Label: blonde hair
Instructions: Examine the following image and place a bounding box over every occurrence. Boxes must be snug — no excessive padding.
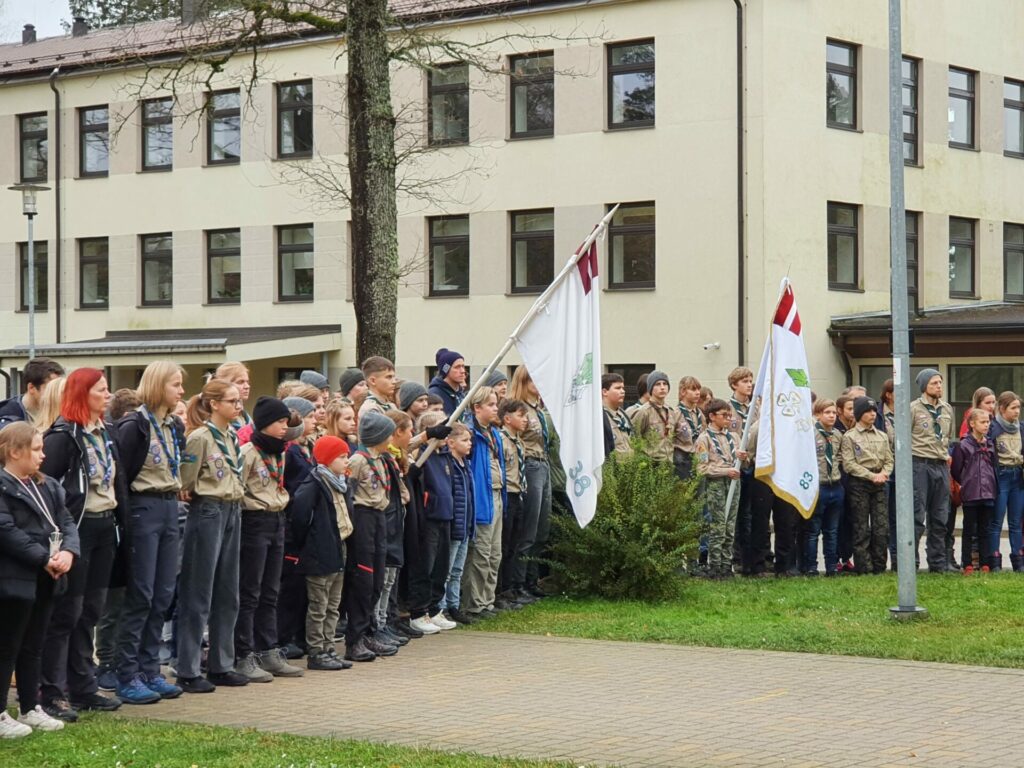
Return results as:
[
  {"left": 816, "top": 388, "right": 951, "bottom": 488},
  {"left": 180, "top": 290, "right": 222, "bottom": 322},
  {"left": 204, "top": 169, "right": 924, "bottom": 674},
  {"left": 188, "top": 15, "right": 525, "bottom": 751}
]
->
[
  {"left": 468, "top": 385, "right": 496, "bottom": 409},
  {"left": 0, "top": 422, "right": 43, "bottom": 482},
  {"left": 185, "top": 379, "right": 239, "bottom": 434},
  {"left": 293, "top": 384, "right": 322, "bottom": 403},
  {"left": 813, "top": 398, "right": 836, "bottom": 416},
  {"left": 418, "top": 411, "right": 447, "bottom": 430},
  {"left": 215, "top": 361, "right": 249, "bottom": 384},
  {"left": 137, "top": 361, "right": 186, "bottom": 413},
  {"left": 448, "top": 422, "right": 471, "bottom": 440},
  {"left": 35, "top": 375, "right": 66, "bottom": 433},
  {"left": 324, "top": 399, "right": 356, "bottom": 439},
  {"left": 276, "top": 379, "right": 303, "bottom": 399},
  {"left": 967, "top": 407, "right": 992, "bottom": 427},
  {"left": 509, "top": 366, "right": 534, "bottom": 402}
]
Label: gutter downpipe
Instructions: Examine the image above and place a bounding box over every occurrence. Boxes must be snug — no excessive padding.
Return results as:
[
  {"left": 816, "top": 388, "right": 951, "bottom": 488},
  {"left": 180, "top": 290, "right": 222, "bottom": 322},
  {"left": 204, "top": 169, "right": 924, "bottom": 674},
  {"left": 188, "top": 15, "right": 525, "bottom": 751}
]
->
[
  {"left": 49, "top": 67, "right": 62, "bottom": 344},
  {"left": 733, "top": 0, "right": 745, "bottom": 365}
]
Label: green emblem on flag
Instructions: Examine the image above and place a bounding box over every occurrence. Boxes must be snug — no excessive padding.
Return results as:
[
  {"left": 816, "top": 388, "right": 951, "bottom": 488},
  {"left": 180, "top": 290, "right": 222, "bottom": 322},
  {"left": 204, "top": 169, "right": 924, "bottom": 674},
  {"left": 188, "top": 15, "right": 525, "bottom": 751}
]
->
[
  {"left": 786, "top": 368, "right": 810, "bottom": 388},
  {"left": 565, "top": 353, "right": 594, "bottom": 405}
]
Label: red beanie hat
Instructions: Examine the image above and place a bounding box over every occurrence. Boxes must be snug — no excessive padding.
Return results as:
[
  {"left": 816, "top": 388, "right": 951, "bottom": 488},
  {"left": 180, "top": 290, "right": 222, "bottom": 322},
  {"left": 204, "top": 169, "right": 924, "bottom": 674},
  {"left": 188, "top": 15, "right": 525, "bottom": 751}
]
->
[{"left": 313, "top": 435, "right": 350, "bottom": 466}]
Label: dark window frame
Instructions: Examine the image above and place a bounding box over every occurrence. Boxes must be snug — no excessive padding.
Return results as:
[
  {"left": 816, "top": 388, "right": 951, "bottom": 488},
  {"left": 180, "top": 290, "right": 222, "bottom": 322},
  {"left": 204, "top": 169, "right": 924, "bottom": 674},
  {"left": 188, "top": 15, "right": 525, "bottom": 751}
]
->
[
  {"left": 948, "top": 67, "right": 976, "bottom": 150},
  {"left": 428, "top": 63, "right": 470, "bottom": 147},
  {"left": 141, "top": 97, "right": 173, "bottom": 172},
  {"left": 1004, "top": 78, "right": 1024, "bottom": 158},
  {"left": 509, "top": 208, "right": 555, "bottom": 294},
  {"left": 19, "top": 112, "right": 47, "bottom": 183},
  {"left": 509, "top": 52, "right": 555, "bottom": 139},
  {"left": 277, "top": 223, "right": 315, "bottom": 302},
  {"left": 605, "top": 363, "right": 656, "bottom": 406},
  {"left": 206, "top": 89, "right": 241, "bottom": 166},
  {"left": 906, "top": 211, "right": 921, "bottom": 314},
  {"left": 78, "top": 237, "right": 109, "bottom": 309},
  {"left": 206, "top": 228, "right": 242, "bottom": 304},
  {"left": 607, "top": 39, "right": 656, "bottom": 130},
  {"left": 1004, "top": 222, "right": 1024, "bottom": 302},
  {"left": 949, "top": 216, "right": 977, "bottom": 298},
  {"left": 607, "top": 201, "right": 656, "bottom": 290},
  {"left": 277, "top": 80, "right": 314, "bottom": 159},
  {"left": 826, "top": 39, "right": 858, "bottom": 130},
  {"left": 902, "top": 57, "right": 919, "bottom": 165},
  {"left": 428, "top": 215, "right": 470, "bottom": 297},
  {"left": 827, "top": 202, "right": 860, "bottom": 291},
  {"left": 17, "top": 241, "right": 48, "bottom": 312},
  {"left": 78, "top": 105, "right": 109, "bottom": 178},
  {"left": 140, "top": 233, "right": 173, "bottom": 307}
]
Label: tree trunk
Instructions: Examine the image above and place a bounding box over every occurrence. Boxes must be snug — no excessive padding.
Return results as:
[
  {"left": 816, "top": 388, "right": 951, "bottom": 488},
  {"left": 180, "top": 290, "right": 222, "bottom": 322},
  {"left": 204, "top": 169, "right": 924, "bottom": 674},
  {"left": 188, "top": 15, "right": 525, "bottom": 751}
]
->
[{"left": 347, "top": 0, "right": 400, "bottom": 363}]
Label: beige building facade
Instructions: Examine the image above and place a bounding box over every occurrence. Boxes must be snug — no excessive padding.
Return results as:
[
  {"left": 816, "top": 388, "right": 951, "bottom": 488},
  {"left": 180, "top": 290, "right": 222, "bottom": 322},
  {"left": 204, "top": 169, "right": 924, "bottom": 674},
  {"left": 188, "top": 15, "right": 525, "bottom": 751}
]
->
[{"left": 1, "top": 0, "right": 1024, "bottom": 417}]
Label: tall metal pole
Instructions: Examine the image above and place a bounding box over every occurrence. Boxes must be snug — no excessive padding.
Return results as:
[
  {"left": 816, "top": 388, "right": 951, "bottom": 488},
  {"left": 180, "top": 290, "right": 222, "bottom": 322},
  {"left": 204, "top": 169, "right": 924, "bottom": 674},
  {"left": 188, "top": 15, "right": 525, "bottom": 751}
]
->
[
  {"left": 27, "top": 212, "right": 36, "bottom": 360},
  {"left": 887, "top": 0, "right": 926, "bottom": 619}
]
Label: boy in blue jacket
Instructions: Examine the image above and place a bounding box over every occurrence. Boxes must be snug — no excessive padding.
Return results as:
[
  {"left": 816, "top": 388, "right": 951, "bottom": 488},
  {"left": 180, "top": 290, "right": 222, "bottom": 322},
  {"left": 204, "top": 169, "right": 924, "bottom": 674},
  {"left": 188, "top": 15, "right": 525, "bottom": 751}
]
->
[{"left": 437, "top": 423, "right": 475, "bottom": 624}]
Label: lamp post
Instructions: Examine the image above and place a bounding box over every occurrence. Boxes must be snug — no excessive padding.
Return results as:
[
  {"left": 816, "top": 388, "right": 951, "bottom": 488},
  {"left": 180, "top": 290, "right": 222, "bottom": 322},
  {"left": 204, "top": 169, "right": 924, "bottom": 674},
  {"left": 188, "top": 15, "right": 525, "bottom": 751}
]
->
[{"left": 8, "top": 183, "right": 50, "bottom": 360}]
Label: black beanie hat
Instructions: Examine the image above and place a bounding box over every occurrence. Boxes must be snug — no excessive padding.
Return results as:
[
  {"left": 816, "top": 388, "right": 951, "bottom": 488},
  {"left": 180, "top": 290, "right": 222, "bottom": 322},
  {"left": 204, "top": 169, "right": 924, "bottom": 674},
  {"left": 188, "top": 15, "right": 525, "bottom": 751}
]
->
[
  {"left": 253, "top": 396, "right": 291, "bottom": 431},
  {"left": 853, "top": 396, "right": 876, "bottom": 424}
]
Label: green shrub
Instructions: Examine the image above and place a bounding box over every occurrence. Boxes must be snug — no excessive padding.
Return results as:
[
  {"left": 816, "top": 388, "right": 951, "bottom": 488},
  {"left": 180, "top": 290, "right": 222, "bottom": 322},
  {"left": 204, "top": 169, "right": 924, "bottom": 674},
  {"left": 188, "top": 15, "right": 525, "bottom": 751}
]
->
[{"left": 546, "top": 446, "right": 704, "bottom": 601}]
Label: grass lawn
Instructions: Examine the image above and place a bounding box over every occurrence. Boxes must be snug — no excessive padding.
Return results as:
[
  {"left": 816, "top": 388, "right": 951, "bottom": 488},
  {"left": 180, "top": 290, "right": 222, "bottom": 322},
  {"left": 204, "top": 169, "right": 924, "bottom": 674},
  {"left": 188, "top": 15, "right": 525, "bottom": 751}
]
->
[
  {"left": 0, "top": 714, "right": 582, "bottom": 768},
  {"left": 475, "top": 572, "right": 1024, "bottom": 668}
]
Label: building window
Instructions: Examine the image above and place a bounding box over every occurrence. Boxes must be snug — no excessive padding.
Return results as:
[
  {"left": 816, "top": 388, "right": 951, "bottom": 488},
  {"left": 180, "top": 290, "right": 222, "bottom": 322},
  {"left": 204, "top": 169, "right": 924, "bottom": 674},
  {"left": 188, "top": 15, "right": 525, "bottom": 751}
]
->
[
  {"left": 141, "top": 98, "right": 173, "bottom": 171},
  {"left": 141, "top": 233, "right": 173, "bottom": 306},
  {"left": 948, "top": 68, "right": 975, "bottom": 149},
  {"left": 608, "top": 202, "right": 655, "bottom": 289},
  {"left": 859, "top": 363, "right": 939, "bottom": 405},
  {"left": 902, "top": 58, "right": 919, "bottom": 164},
  {"left": 949, "top": 217, "right": 976, "bottom": 298},
  {"left": 19, "top": 113, "right": 47, "bottom": 182},
  {"left": 207, "top": 90, "right": 241, "bottom": 164},
  {"left": 1005, "top": 223, "right": 1024, "bottom": 301},
  {"left": 510, "top": 209, "right": 554, "bottom": 294},
  {"left": 827, "top": 202, "right": 859, "bottom": 290},
  {"left": 607, "top": 40, "right": 655, "bottom": 129},
  {"left": 428, "top": 64, "right": 469, "bottom": 146},
  {"left": 951, "top": 365, "right": 1024, "bottom": 425},
  {"left": 278, "top": 224, "right": 315, "bottom": 302},
  {"left": 510, "top": 52, "right": 554, "bottom": 138},
  {"left": 1004, "top": 79, "right": 1024, "bottom": 157},
  {"left": 906, "top": 211, "right": 920, "bottom": 314},
  {"left": 277, "top": 81, "right": 313, "bottom": 158},
  {"left": 428, "top": 216, "right": 470, "bottom": 296},
  {"left": 605, "top": 363, "right": 656, "bottom": 407},
  {"left": 207, "top": 229, "right": 241, "bottom": 303},
  {"left": 79, "top": 106, "right": 109, "bottom": 177},
  {"left": 18, "top": 242, "right": 47, "bottom": 312},
  {"left": 826, "top": 40, "right": 857, "bottom": 129},
  {"left": 79, "top": 238, "right": 109, "bottom": 309}
]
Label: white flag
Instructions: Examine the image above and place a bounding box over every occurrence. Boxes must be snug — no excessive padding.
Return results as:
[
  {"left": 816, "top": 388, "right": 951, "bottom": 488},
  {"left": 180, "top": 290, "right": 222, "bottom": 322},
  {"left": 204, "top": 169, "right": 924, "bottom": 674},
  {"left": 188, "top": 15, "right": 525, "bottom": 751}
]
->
[
  {"left": 515, "top": 240, "right": 603, "bottom": 527},
  {"left": 754, "top": 280, "right": 819, "bottom": 518}
]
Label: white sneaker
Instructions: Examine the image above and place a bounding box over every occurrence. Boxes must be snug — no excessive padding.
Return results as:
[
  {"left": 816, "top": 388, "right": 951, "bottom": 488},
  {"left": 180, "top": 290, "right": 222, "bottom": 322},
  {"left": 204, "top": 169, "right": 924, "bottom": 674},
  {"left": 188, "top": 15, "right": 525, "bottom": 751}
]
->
[
  {"left": 430, "top": 612, "right": 457, "bottom": 631},
  {"left": 0, "top": 711, "right": 32, "bottom": 738},
  {"left": 17, "top": 705, "right": 64, "bottom": 731},
  {"left": 409, "top": 616, "right": 440, "bottom": 635}
]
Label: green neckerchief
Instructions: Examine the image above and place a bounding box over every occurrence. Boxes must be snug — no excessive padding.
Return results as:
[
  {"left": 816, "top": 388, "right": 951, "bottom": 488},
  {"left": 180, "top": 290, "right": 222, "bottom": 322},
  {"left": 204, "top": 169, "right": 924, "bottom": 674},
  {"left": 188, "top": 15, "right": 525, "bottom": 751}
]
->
[
  {"left": 605, "top": 407, "right": 632, "bottom": 435},
  {"left": 205, "top": 421, "right": 242, "bottom": 478},
  {"left": 729, "top": 397, "right": 749, "bottom": 428},
  {"left": 815, "top": 423, "right": 834, "bottom": 476},
  {"left": 678, "top": 404, "right": 705, "bottom": 439},
  {"left": 920, "top": 398, "right": 944, "bottom": 441},
  {"left": 709, "top": 427, "right": 736, "bottom": 462}
]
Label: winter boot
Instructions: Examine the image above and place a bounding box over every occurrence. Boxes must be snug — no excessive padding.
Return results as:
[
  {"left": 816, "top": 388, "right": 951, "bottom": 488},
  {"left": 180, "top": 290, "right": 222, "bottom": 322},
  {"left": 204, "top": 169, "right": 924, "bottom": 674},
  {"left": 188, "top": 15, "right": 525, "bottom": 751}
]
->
[{"left": 1011, "top": 553, "right": 1024, "bottom": 572}]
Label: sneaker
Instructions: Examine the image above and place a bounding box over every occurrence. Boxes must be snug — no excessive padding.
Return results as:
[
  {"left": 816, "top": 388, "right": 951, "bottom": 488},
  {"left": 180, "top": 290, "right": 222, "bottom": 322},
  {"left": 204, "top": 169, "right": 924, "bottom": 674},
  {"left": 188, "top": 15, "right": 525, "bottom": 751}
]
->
[
  {"left": 363, "top": 635, "right": 398, "bottom": 657},
  {"left": 409, "top": 616, "right": 441, "bottom": 635},
  {"left": 0, "top": 711, "right": 32, "bottom": 738},
  {"left": 494, "top": 598, "right": 523, "bottom": 612},
  {"left": 177, "top": 676, "right": 216, "bottom": 694},
  {"left": 326, "top": 647, "right": 353, "bottom": 669},
  {"left": 513, "top": 589, "right": 539, "bottom": 605},
  {"left": 344, "top": 639, "right": 376, "bottom": 662},
  {"left": 145, "top": 673, "right": 182, "bottom": 699},
  {"left": 207, "top": 670, "right": 250, "bottom": 687},
  {"left": 96, "top": 665, "right": 118, "bottom": 692},
  {"left": 234, "top": 652, "right": 274, "bottom": 683},
  {"left": 17, "top": 706, "right": 64, "bottom": 732},
  {"left": 430, "top": 612, "right": 458, "bottom": 631},
  {"left": 257, "top": 648, "right": 304, "bottom": 678},
  {"left": 307, "top": 651, "right": 345, "bottom": 671},
  {"left": 69, "top": 692, "right": 122, "bottom": 711},
  {"left": 281, "top": 642, "right": 306, "bottom": 660},
  {"left": 446, "top": 608, "right": 476, "bottom": 625},
  {"left": 392, "top": 619, "right": 423, "bottom": 639},
  {"left": 116, "top": 675, "right": 161, "bottom": 705},
  {"left": 379, "top": 627, "right": 409, "bottom": 646},
  {"left": 41, "top": 697, "right": 78, "bottom": 723}
]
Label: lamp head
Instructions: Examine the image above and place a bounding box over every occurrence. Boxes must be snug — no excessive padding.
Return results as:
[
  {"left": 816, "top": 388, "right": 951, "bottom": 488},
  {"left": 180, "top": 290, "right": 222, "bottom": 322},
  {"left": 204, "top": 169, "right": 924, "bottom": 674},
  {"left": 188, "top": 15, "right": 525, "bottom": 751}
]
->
[{"left": 8, "top": 183, "right": 51, "bottom": 216}]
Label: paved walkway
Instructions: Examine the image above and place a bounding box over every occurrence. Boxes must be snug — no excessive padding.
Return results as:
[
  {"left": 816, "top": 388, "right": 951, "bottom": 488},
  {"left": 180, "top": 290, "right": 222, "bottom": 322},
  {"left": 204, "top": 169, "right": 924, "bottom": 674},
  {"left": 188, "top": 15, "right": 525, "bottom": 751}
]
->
[{"left": 120, "top": 631, "right": 1024, "bottom": 767}]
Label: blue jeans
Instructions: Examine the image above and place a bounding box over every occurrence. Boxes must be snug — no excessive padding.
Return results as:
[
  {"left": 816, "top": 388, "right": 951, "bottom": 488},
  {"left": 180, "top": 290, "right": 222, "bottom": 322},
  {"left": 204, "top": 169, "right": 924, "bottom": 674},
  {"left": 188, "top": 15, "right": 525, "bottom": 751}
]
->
[
  {"left": 990, "top": 466, "right": 1024, "bottom": 561},
  {"left": 804, "top": 483, "right": 844, "bottom": 574},
  {"left": 440, "top": 537, "right": 470, "bottom": 612}
]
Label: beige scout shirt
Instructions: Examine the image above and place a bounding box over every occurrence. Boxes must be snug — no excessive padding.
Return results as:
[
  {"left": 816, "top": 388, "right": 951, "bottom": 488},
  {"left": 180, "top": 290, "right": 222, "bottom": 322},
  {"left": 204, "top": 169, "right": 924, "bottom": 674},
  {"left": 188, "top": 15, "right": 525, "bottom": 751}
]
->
[
  {"left": 604, "top": 408, "right": 633, "bottom": 456},
  {"left": 181, "top": 425, "right": 245, "bottom": 502},
  {"left": 240, "top": 443, "right": 289, "bottom": 512},
  {"left": 630, "top": 401, "right": 682, "bottom": 462},
  {"left": 675, "top": 405, "right": 706, "bottom": 453},
  {"left": 358, "top": 394, "right": 394, "bottom": 421},
  {"left": 83, "top": 423, "right": 118, "bottom": 513},
  {"left": 324, "top": 480, "right": 354, "bottom": 540},
  {"left": 500, "top": 429, "right": 524, "bottom": 493},
  {"left": 348, "top": 450, "right": 390, "bottom": 511},
  {"left": 130, "top": 408, "right": 182, "bottom": 494},
  {"left": 814, "top": 423, "right": 843, "bottom": 484},
  {"left": 994, "top": 424, "right": 1024, "bottom": 467},
  {"left": 695, "top": 427, "right": 739, "bottom": 478},
  {"left": 520, "top": 402, "right": 550, "bottom": 461},
  {"left": 909, "top": 396, "right": 954, "bottom": 461},
  {"left": 727, "top": 397, "right": 751, "bottom": 439},
  {"left": 839, "top": 424, "right": 894, "bottom": 480}
]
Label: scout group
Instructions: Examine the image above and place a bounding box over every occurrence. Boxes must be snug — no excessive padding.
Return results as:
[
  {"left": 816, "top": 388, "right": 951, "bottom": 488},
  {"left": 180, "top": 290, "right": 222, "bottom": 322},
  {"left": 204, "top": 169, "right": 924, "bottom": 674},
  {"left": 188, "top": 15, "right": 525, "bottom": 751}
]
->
[{"left": 0, "top": 351, "right": 1015, "bottom": 737}]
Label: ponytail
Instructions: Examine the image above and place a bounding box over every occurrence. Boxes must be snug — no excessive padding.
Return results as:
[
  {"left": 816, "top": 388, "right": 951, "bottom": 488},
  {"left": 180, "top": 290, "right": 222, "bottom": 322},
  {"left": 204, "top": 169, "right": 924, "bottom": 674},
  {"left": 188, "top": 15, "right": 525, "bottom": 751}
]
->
[{"left": 185, "top": 378, "right": 236, "bottom": 434}]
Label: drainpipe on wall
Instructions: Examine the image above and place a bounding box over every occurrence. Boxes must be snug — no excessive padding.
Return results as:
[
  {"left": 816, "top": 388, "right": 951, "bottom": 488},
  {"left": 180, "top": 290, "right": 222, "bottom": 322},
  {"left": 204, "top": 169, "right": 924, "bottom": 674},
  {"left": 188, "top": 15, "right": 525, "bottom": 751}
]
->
[
  {"left": 732, "top": 0, "right": 746, "bottom": 366},
  {"left": 48, "top": 67, "right": 62, "bottom": 344}
]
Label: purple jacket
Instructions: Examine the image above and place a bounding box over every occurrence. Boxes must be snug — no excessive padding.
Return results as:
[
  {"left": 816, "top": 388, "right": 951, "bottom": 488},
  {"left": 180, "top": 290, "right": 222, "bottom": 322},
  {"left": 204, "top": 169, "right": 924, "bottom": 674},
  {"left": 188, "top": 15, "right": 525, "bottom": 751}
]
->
[{"left": 951, "top": 433, "right": 998, "bottom": 503}]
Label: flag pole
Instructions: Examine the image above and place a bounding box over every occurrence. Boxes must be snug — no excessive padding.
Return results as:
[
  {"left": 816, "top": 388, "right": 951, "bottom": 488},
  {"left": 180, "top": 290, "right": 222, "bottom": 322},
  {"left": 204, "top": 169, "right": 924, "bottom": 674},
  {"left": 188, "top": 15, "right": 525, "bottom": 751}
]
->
[{"left": 415, "top": 205, "right": 620, "bottom": 467}]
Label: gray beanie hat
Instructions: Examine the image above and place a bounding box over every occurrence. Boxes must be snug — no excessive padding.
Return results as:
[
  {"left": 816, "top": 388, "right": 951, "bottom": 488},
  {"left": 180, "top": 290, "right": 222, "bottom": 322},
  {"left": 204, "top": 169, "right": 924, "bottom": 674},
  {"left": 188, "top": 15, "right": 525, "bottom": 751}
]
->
[
  {"left": 915, "top": 368, "right": 941, "bottom": 393},
  {"left": 399, "top": 381, "right": 428, "bottom": 412},
  {"left": 300, "top": 369, "right": 330, "bottom": 390},
  {"left": 359, "top": 410, "right": 395, "bottom": 447},
  {"left": 338, "top": 367, "right": 365, "bottom": 397},
  {"left": 485, "top": 369, "right": 508, "bottom": 388},
  {"left": 647, "top": 370, "right": 670, "bottom": 392},
  {"left": 282, "top": 396, "right": 315, "bottom": 418}
]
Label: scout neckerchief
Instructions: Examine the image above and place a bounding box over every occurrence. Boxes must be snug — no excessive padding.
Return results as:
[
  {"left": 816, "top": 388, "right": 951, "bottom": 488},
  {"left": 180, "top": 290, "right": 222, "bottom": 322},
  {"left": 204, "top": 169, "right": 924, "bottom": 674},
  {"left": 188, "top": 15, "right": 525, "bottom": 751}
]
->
[
  {"left": 477, "top": 420, "right": 500, "bottom": 459},
  {"left": 528, "top": 402, "right": 550, "bottom": 451},
  {"left": 356, "top": 449, "right": 391, "bottom": 495},
  {"left": 366, "top": 393, "right": 394, "bottom": 412},
  {"left": 501, "top": 426, "right": 527, "bottom": 489},
  {"left": 605, "top": 407, "right": 632, "bottom": 436},
  {"left": 709, "top": 427, "right": 736, "bottom": 462},
  {"left": 815, "top": 423, "right": 835, "bottom": 477},
  {"left": 5, "top": 469, "right": 59, "bottom": 532},
  {"left": 232, "top": 410, "right": 252, "bottom": 429},
  {"left": 883, "top": 406, "right": 895, "bottom": 430},
  {"left": 83, "top": 423, "right": 115, "bottom": 491},
  {"left": 205, "top": 421, "right": 242, "bottom": 479},
  {"left": 920, "top": 397, "right": 944, "bottom": 442},
  {"left": 649, "top": 400, "right": 671, "bottom": 437},
  {"left": 143, "top": 406, "right": 180, "bottom": 478},
  {"left": 678, "top": 404, "right": 704, "bottom": 439},
  {"left": 256, "top": 445, "right": 285, "bottom": 488},
  {"left": 729, "top": 397, "right": 749, "bottom": 428}
]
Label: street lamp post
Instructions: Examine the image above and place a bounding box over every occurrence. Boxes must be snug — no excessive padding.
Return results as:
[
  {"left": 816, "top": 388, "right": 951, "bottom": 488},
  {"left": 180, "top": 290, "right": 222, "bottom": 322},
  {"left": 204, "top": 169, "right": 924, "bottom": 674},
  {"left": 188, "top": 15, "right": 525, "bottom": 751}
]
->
[{"left": 8, "top": 183, "right": 51, "bottom": 360}]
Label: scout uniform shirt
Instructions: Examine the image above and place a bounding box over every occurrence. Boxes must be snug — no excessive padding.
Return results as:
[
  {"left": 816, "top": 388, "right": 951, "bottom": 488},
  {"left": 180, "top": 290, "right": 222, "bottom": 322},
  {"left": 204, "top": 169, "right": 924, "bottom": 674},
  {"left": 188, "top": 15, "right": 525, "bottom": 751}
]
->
[
  {"left": 348, "top": 449, "right": 391, "bottom": 511},
  {"left": 521, "top": 401, "right": 550, "bottom": 462},
  {"left": 839, "top": 423, "right": 894, "bottom": 480},
  {"left": 604, "top": 407, "right": 633, "bottom": 455},
  {"left": 358, "top": 393, "right": 394, "bottom": 421},
  {"left": 814, "top": 421, "right": 843, "bottom": 484},
  {"left": 131, "top": 406, "right": 183, "bottom": 494},
  {"left": 909, "top": 396, "right": 954, "bottom": 461},
  {"left": 695, "top": 427, "right": 739, "bottom": 478},
  {"left": 83, "top": 422, "right": 118, "bottom": 513},
  {"left": 500, "top": 427, "right": 526, "bottom": 494},
  {"left": 727, "top": 396, "right": 751, "bottom": 440},
  {"left": 994, "top": 420, "right": 1024, "bottom": 468},
  {"left": 181, "top": 423, "right": 245, "bottom": 502},
  {"left": 630, "top": 400, "right": 682, "bottom": 462},
  {"left": 240, "top": 442, "right": 289, "bottom": 512},
  {"left": 675, "top": 404, "right": 706, "bottom": 454}
]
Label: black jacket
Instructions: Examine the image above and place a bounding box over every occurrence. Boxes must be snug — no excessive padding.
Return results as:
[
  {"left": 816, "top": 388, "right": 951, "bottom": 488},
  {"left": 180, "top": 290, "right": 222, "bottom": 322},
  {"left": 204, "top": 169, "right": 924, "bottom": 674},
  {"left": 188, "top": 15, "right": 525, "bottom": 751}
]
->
[
  {"left": 0, "top": 472, "right": 80, "bottom": 601},
  {"left": 289, "top": 472, "right": 350, "bottom": 576},
  {"left": 41, "top": 417, "right": 129, "bottom": 527},
  {"left": 113, "top": 409, "right": 186, "bottom": 488},
  {"left": 0, "top": 396, "right": 28, "bottom": 430}
]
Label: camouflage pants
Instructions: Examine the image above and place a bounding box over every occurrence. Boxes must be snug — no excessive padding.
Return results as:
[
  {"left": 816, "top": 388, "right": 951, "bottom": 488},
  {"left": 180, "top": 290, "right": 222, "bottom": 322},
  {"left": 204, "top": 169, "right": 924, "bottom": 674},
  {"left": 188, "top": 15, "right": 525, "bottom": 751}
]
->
[
  {"left": 848, "top": 476, "right": 889, "bottom": 573},
  {"left": 707, "top": 478, "right": 740, "bottom": 572}
]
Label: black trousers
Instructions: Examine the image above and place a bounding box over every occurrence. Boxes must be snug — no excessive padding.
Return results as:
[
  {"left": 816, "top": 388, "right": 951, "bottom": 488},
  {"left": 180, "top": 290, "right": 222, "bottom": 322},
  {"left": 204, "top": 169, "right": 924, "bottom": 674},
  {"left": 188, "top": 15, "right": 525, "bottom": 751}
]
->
[
  {"left": 275, "top": 552, "right": 307, "bottom": 648},
  {"left": 733, "top": 470, "right": 754, "bottom": 567},
  {"left": 343, "top": 505, "right": 385, "bottom": 647},
  {"left": 770, "top": 497, "right": 799, "bottom": 574},
  {"left": 410, "top": 519, "right": 451, "bottom": 619},
  {"left": 962, "top": 502, "right": 993, "bottom": 568},
  {"left": 0, "top": 573, "right": 56, "bottom": 712},
  {"left": 41, "top": 513, "right": 117, "bottom": 701},
  {"left": 498, "top": 493, "right": 525, "bottom": 595},
  {"left": 746, "top": 479, "right": 773, "bottom": 574},
  {"left": 236, "top": 511, "right": 285, "bottom": 657}
]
